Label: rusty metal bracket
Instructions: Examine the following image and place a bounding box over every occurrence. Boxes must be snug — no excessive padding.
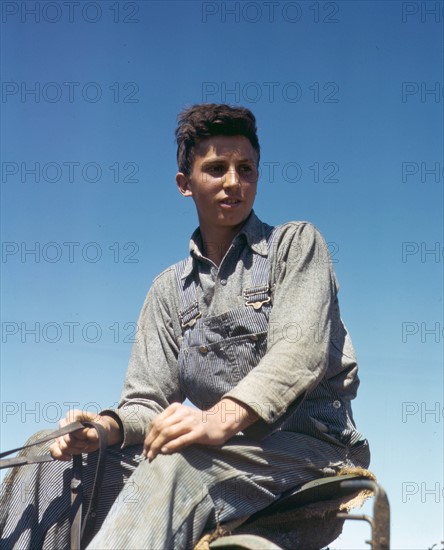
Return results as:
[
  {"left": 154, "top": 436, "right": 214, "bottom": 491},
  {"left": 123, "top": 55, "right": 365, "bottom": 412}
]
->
[{"left": 337, "top": 479, "right": 390, "bottom": 549}]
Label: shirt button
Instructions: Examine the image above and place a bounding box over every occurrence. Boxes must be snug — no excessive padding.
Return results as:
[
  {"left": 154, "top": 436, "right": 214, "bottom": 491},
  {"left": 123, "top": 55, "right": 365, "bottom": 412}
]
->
[
  {"left": 198, "top": 346, "right": 209, "bottom": 354},
  {"left": 220, "top": 279, "right": 227, "bottom": 286},
  {"left": 332, "top": 400, "right": 341, "bottom": 409}
]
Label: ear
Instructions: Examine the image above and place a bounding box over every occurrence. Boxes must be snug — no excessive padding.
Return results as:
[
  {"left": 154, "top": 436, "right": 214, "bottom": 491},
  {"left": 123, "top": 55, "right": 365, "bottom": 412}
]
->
[{"left": 176, "top": 172, "right": 193, "bottom": 197}]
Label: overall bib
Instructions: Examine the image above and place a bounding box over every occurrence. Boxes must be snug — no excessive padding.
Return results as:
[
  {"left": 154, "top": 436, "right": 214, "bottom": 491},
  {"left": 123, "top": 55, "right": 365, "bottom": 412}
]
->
[{"left": 175, "top": 225, "right": 275, "bottom": 413}]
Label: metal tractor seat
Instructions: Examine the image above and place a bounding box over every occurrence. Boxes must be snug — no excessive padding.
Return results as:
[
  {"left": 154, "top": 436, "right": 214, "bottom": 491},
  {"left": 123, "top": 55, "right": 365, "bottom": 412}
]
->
[{"left": 195, "top": 469, "right": 390, "bottom": 550}]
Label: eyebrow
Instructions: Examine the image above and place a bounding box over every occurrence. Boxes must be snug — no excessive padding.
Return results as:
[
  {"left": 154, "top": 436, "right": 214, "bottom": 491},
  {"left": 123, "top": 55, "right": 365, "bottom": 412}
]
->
[{"left": 201, "top": 158, "right": 255, "bottom": 166}]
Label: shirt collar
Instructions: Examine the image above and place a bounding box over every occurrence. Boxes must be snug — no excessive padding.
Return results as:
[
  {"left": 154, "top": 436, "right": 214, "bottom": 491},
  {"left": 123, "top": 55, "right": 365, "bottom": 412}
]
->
[
  {"left": 180, "top": 210, "right": 269, "bottom": 280},
  {"left": 236, "top": 210, "right": 270, "bottom": 256}
]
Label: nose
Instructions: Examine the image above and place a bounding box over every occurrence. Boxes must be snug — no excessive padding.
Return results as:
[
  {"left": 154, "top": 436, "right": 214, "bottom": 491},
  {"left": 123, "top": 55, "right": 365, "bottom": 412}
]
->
[{"left": 223, "top": 169, "right": 240, "bottom": 188}]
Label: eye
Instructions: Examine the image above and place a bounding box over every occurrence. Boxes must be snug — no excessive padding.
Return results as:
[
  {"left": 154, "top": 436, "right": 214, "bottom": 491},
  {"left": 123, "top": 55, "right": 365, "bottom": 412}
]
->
[
  {"left": 207, "top": 164, "right": 225, "bottom": 175},
  {"left": 239, "top": 165, "right": 253, "bottom": 173},
  {"left": 239, "top": 164, "right": 257, "bottom": 179}
]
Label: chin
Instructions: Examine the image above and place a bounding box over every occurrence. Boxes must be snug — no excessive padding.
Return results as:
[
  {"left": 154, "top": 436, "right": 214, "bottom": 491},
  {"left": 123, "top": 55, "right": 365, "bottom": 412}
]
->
[{"left": 222, "top": 213, "right": 250, "bottom": 228}]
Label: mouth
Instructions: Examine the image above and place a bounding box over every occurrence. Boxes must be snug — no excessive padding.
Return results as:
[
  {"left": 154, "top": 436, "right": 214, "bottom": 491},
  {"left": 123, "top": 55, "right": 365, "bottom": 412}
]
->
[{"left": 219, "top": 198, "right": 242, "bottom": 206}]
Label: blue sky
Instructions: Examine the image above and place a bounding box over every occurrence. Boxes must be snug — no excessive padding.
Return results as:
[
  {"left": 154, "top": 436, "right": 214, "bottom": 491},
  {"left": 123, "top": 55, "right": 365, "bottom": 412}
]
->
[{"left": 1, "top": 1, "right": 443, "bottom": 548}]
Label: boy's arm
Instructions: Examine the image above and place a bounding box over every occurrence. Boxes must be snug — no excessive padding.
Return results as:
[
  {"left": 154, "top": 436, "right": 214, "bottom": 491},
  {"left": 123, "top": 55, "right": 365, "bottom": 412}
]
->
[
  {"left": 224, "top": 222, "right": 338, "bottom": 436},
  {"left": 101, "top": 270, "right": 184, "bottom": 448}
]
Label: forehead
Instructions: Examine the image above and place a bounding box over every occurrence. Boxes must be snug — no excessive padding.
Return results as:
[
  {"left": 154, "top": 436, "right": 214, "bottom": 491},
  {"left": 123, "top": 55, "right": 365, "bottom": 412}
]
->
[{"left": 193, "top": 135, "right": 257, "bottom": 163}]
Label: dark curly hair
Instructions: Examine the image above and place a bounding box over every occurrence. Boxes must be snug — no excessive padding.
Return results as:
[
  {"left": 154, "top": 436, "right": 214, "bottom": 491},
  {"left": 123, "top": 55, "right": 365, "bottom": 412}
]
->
[{"left": 175, "top": 104, "right": 260, "bottom": 175}]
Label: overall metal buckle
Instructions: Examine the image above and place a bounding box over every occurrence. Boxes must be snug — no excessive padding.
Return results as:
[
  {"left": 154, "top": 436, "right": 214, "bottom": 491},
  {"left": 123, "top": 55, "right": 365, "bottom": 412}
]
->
[
  {"left": 179, "top": 301, "right": 202, "bottom": 329},
  {"left": 244, "top": 286, "right": 271, "bottom": 310}
]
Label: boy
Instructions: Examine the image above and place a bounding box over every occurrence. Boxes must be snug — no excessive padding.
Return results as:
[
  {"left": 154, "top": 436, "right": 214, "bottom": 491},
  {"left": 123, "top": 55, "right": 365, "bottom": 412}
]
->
[{"left": 1, "top": 104, "right": 369, "bottom": 549}]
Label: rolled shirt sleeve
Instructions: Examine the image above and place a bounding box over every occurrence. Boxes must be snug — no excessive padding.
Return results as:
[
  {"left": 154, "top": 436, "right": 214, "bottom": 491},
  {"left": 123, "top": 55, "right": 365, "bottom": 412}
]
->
[{"left": 104, "top": 271, "right": 183, "bottom": 447}]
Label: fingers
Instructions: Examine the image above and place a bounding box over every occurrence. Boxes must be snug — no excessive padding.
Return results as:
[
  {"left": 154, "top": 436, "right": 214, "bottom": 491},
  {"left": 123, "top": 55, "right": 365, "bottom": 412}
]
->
[
  {"left": 50, "top": 409, "right": 101, "bottom": 461},
  {"left": 145, "top": 423, "right": 190, "bottom": 461},
  {"left": 143, "top": 404, "right": 200, "bottom": 461},
  {"left": 50, "top": 431, "right": 86, "bottom": 460},
  {"left": 64, "top": 408, "right": 100, "bottom": 426},
  {"left": 49, "top": 438, "right": 89, "bottom": 461},
  {"left": 154, "top": 431, "right": 197, "bottom": 455},
  {"left": 143, "top": 410, "right": 182, "bottom": 461},
  {"left": 49, "top": 441, "right": 72, "bottom": 461}
]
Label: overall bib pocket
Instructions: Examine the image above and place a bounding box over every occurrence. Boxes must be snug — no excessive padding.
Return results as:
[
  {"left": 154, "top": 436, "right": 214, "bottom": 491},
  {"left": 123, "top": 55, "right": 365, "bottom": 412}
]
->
[{"left": 178, "top": 330, "right": 268, "bottom": 410}]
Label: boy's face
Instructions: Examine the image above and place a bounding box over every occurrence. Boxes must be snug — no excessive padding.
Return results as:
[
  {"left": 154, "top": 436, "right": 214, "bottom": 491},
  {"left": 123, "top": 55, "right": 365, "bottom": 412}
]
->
[{"left": 176, "top": 135, "right": 259, "bottom": 237}]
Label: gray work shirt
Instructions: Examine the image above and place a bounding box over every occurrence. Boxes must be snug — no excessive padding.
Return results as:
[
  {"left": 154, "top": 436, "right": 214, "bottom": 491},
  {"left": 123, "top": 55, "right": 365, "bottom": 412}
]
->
[{"left": 110, "top": 212, "right": 361, "bottom": 448}]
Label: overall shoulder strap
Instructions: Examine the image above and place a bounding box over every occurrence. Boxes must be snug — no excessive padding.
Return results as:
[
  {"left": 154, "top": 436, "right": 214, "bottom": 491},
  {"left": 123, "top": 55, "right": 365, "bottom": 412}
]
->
[
  {"left": 174, "top": 258, "right": 201, "bottom": 330},
  {"left": 243, "top": 224, "right": 281, "bottom": 310}
]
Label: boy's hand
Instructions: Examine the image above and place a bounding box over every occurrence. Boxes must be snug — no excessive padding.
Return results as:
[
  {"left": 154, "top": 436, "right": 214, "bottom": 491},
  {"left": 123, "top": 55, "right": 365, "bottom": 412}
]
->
[
  {"left": 49, "top": 409, "right": 122, "bottom": 461},
  {"left": 143, "top": 398, "right": 258, "bottom": 461}
]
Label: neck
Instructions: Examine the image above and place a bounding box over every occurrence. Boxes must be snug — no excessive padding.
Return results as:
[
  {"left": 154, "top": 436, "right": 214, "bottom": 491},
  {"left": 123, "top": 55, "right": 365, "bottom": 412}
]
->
[
  {"left": 198, "top": 212, "right": 252, "bottom": 266},
  {"left": 199, "top": 225, "right": 239, "bottom": 266}
]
